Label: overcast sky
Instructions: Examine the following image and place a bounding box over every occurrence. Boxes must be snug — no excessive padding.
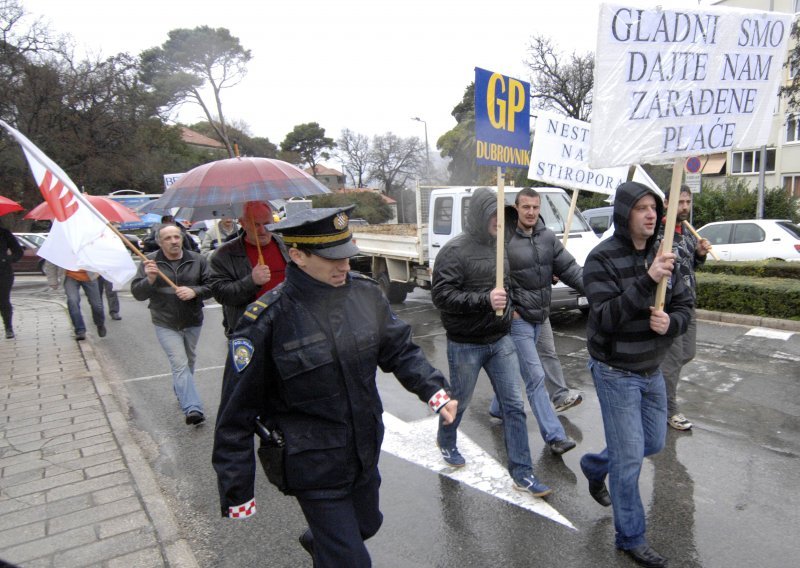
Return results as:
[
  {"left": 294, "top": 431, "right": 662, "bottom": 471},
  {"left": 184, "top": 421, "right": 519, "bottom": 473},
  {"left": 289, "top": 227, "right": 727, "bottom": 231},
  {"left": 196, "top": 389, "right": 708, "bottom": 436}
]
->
[{"left": 21, "top": 0, "right": 704, "bottom": 163}]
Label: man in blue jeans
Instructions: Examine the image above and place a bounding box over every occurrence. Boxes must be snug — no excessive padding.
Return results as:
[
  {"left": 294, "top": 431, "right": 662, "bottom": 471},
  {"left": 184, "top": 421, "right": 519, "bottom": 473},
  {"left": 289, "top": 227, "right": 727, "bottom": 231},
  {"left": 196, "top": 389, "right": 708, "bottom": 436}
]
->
[
  {"left": 488, "top": 188, "right": 581, "bottom": 455},
  {"left": 131, "top": 224, "right": 212, "bottom": 425},
  {"left": 63, "top": 270, "right": 106, "bottom": 341},
  {"left": 432, "top": 188, "right": 551, "bottom": 497},
  {"left": 581, "top": 182, "right": 692, "bottom": 568}
]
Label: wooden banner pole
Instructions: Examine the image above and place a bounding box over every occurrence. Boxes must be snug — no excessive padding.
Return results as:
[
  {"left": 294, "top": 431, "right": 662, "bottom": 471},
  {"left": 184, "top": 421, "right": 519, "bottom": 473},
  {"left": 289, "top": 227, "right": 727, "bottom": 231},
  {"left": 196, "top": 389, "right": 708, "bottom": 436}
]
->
[
  {"left": 655, "top": 161, "right": 683, "bottom": 309},
  {"left": 105, "top": 222, "right": 178, "bottom": 290},
  {"left": 682, "top": 220, "right": 720, "bottom": 261},
  {"left": 495, "top": 167, "right": 505, "bottom": 316}
]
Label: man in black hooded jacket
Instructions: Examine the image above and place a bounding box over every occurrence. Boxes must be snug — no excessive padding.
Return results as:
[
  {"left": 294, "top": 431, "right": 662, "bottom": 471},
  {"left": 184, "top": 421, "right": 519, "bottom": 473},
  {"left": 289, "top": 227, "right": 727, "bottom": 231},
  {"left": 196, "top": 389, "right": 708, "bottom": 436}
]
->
[
  {"left": 432, "top": 187, "right": 552, "bottom": 497},
  {"left": 580, "top": 181, "right": 693, "bottom": 568}
]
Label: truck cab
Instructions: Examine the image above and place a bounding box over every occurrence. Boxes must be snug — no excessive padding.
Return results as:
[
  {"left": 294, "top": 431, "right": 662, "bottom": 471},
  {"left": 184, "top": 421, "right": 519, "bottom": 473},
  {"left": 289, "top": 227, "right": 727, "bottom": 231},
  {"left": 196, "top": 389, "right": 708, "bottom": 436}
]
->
[{"left": 428, "top": 186, "right": 598, "bottom": 312}]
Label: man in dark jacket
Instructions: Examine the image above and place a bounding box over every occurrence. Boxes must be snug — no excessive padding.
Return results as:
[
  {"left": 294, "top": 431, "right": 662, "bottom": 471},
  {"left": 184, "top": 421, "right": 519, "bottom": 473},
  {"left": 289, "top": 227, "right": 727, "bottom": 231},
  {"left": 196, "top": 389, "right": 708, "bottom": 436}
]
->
[
  {"left": 580, "top": 181, "right": 693, "bottom": 568},
  {"left": 488, "top": 187, "right": 578, "bottom": 455},
  {"left": 209, "top": 201, "right": 289, "bottom": 336},
  {"left": 656, "top": 185, "right": 711, "bottom": 431},
  {"left": 432, "top": 187, "right": 551, "bottom": 497},
  {"left": 212, "top": 207, "right": 456, "bottom": 568},
  {"left": 0, "top": 226, "right": 23, "bottom": 338},
  {"left": 131, "top": 224, "right": 212, "bottom": 425}
]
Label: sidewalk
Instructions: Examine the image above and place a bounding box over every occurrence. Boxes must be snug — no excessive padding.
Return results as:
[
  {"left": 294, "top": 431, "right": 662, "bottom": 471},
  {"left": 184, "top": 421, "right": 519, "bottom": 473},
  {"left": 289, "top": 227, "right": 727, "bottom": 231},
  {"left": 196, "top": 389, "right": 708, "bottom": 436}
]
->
[{"left": 0, "top": 297, "right": 198, "bottom": 567}]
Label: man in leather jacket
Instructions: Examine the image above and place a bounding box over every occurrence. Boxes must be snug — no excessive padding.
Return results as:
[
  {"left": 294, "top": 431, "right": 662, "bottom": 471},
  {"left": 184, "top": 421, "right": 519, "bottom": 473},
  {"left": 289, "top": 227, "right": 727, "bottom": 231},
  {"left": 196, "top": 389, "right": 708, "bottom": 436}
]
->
[
  {"left": 212, "top": 206, "right": 456, "bottom": 568},
  {"left": 209, "top": 201, "right": 289, "bottom": 336},
  {"left": 131, "top": 224, "right": 212, "bottom": 425}
]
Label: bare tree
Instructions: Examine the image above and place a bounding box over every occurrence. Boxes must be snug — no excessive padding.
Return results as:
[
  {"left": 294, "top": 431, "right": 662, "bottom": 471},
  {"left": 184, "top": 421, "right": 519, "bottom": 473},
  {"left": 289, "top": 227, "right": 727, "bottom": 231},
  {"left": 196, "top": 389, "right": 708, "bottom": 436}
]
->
[
  {"left": 525, "top": 35, "right": 593, "bottom": 121},
  {"left": 368, "top": 132, "right": 423, "bottom": 195},
  {"left": 336, "top": 129, "right": 370, "bottom": 187}
]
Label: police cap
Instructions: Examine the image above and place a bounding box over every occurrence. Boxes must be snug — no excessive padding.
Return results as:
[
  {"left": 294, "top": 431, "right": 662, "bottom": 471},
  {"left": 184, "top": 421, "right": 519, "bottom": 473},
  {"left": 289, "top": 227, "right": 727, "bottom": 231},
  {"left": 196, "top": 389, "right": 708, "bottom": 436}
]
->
[{"left": 267, "top": 205, "right": 360, "bottom": 260}]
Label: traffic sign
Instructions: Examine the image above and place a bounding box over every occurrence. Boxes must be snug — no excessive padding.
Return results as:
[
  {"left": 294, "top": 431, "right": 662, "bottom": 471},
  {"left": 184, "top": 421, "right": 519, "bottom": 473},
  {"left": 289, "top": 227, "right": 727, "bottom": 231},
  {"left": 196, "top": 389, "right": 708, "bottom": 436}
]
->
[
  {"left": 685, "top": 173, "right": 701, "bottom": 193},
  {"left": 685, "top": 157, "right": 702, "bottom": 174}
]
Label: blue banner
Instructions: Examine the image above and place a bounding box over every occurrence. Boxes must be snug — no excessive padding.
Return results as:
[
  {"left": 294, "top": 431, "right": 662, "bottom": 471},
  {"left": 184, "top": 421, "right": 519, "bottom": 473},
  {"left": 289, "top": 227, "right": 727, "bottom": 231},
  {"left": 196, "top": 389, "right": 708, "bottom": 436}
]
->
[{"left": 474, "top": 67, "right": 531, "bottom": 169}]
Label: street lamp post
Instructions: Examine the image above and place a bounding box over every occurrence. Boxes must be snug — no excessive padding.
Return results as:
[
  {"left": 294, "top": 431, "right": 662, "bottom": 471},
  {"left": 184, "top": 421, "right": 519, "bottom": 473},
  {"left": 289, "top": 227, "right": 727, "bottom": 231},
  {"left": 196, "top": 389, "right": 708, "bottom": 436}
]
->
[{"left": 411, "top": 116, "right": 429, "bottom": 183}]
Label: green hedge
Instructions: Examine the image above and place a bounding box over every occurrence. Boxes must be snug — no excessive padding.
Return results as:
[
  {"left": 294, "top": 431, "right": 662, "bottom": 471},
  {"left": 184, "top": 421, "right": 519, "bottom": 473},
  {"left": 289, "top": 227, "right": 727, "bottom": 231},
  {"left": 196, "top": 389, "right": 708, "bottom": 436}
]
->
[
  {"left": 696, "top": 272, "right": 800, "bottom": 320},
  {"left": 697, "top": 260, "right": 800, "bottom": 280}
]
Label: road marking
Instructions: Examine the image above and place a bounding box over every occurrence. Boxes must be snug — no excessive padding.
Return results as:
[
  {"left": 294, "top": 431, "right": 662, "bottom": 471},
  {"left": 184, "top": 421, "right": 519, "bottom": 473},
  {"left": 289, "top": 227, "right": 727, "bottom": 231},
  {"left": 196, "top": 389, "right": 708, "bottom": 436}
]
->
[
  {"left": 123, "top": 365, "right": 225, "bottom": 382},
  {"left": 381, "top": 412, "right": 575, "bottom": 530},
  {"left": 745, "top": 327, "right": 794, "bottom": 341}
]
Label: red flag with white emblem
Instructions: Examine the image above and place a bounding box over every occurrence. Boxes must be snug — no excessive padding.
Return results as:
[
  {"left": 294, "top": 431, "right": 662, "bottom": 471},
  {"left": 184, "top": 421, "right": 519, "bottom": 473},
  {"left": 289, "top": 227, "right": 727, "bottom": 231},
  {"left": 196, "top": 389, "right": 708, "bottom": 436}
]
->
[{"left": 0, "top": 120, "right": 136, "bottom": 288}]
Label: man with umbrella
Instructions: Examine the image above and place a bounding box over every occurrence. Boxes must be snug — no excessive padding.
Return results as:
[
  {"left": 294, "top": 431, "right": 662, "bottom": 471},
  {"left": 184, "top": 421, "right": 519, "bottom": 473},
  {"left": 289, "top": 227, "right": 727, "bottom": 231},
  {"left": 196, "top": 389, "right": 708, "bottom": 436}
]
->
[
  {"left": 209, "top": 201, "right": 289, "bottom": 336},
  {"left": 212, "top": 206, "right": 456, "bottom": 567}
]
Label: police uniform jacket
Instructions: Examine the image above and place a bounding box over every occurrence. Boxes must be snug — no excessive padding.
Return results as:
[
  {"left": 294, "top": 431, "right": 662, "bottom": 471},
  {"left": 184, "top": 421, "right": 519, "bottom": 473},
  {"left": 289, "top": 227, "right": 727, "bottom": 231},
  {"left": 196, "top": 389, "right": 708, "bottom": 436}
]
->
[
  {"left": 208, "top": 234, "right": 290, "bottom": 335},
  {"left": 212, "top": 263, "right": 448, "bottom": 515},
  {"left": 130, "top": 249, "right": 212, "bottom": 330}
]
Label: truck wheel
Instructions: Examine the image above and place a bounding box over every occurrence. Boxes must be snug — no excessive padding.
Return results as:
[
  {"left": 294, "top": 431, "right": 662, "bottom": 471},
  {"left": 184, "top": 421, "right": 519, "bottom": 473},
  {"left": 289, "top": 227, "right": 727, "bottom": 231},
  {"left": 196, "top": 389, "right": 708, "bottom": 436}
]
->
[{"left": 377, "top": 273, "right": 408, "bottom": 304}]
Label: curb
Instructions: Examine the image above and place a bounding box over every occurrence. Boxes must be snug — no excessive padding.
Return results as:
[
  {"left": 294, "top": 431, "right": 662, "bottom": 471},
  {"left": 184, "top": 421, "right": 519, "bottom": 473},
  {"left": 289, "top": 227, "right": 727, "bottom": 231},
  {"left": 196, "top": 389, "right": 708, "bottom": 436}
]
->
[{"left": 695, "top": 309, "right": 800, "bottom": 332}]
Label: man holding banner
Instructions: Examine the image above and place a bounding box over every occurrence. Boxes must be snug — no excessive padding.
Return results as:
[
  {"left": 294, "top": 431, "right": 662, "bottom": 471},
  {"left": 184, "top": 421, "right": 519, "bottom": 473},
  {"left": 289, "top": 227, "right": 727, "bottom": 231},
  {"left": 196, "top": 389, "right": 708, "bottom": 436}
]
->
[{"left": 580, "top": 181, "right": 692, "bottom": 567}]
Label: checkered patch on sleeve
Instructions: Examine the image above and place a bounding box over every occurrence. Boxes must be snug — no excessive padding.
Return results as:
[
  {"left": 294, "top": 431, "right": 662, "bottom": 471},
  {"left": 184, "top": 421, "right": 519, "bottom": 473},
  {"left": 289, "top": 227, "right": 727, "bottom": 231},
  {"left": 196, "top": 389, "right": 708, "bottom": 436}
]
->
[
  {"left": 428, "top": 389, "right": 451, "bottom": 413},
  {"left": 228, "top": 498, "right": 256, "bottom": 519}
]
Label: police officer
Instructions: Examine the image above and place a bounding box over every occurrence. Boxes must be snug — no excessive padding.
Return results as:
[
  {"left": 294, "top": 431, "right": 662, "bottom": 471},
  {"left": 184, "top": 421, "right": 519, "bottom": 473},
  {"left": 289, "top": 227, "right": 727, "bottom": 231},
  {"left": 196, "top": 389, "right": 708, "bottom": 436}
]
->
[{"left": 212, "top": 206, "right": 457, "bottom": 568}]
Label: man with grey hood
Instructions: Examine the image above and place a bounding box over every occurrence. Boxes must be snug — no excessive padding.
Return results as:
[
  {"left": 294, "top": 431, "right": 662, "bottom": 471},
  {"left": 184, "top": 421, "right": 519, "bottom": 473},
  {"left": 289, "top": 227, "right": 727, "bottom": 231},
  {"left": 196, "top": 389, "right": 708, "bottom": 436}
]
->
[
  {"left": 580, "top": 181, "right": 693, "bottom": 568},
  {"left": 432, "top": 187, "right": 552, "bottom": 497}
]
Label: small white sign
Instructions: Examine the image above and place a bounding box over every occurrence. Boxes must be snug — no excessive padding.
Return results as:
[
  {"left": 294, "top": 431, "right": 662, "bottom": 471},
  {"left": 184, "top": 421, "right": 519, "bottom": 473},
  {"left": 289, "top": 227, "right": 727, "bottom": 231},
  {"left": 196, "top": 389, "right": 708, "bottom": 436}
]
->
[
  {"left": 163, "top": 173, "right": 184, "bottom": 190},
  {"left": 529, "top": 111, "right": 628, "bottom": 195},
  {"left": 685, "top": 173, "right": 702, "bottom": 193}
]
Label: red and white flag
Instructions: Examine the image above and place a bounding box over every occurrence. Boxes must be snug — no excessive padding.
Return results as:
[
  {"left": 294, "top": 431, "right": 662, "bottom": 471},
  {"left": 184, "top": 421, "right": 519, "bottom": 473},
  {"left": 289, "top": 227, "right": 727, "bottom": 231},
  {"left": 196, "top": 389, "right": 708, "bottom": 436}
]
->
[{"left": 0, "top": 120, "right": 136, "bottom": 289}]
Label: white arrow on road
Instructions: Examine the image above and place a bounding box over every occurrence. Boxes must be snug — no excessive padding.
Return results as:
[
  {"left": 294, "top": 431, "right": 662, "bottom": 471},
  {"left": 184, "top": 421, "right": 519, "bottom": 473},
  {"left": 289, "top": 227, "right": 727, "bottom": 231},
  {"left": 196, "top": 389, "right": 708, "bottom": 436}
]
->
[{"left": 381, "top": 412, "right": 576, "bottom": 530}]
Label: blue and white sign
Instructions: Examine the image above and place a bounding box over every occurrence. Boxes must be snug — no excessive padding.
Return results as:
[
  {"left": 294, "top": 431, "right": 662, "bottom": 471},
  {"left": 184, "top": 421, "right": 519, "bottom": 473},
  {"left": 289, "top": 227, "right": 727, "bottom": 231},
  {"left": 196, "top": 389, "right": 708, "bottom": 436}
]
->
[{"left": 474, "top": 67, "right": 531, "bottom": 169}]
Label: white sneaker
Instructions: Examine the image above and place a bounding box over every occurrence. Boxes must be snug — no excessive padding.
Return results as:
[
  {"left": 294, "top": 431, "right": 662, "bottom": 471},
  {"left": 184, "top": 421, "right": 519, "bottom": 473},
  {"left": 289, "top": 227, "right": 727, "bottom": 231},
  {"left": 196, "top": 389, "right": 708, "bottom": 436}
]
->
[{"left": 668, "top": 413, "right": 693, "bottom": 431}]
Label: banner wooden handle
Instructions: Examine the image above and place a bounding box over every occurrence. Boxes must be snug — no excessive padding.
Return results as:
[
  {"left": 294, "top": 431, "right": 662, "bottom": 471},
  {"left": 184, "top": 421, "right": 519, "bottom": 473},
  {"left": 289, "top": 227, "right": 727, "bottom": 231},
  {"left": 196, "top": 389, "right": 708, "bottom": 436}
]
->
[
  {"left": 682, "top": 220, "right": 720, "bottom": 261},
  {"left": 107, "top": 222, "right": 178, "bottom": 289},
  {"left": 495, "top": 167, "right": 505, "bottom": 317}
]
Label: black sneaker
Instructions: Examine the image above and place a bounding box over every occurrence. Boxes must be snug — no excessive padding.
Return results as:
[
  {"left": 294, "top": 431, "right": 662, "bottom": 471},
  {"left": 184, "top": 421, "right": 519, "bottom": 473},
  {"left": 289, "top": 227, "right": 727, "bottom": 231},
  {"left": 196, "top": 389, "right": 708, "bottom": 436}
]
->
[
  {"left": 549, "top": 437, "right": 577, "bottom": 455},
  {"left": 97, "top": 325, "right": 107, "bottom": 337},
  {"left": 76, "top": 331, "right": 87, "bottom": 341},
  {"left": 4, "top": 328, "right": 14, "bottom": 339},
  {"left": 185, "top": 411, "right": 206, "bottom": 425}
]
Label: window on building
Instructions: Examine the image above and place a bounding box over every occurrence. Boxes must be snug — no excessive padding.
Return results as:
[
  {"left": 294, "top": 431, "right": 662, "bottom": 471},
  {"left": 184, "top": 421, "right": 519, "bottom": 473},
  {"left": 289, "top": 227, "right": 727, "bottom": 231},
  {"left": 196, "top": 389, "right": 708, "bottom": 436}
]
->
[
  {"left": 731, "top": 149, "right": 776, "bottom": 174},
  {"left": 787, "top": 116, "right": 800, "bottom": 143},
  {"left": 783, "top": 175, "right": 800, "bottom": 198}
]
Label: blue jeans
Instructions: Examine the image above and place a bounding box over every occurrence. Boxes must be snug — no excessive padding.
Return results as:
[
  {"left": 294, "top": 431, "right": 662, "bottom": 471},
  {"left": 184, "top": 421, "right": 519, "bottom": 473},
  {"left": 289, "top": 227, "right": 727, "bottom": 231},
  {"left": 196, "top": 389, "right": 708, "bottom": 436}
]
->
[
  {"left": 490, "top": 319, "right": 567, "bottom": 443},
  {"left": 537, "top": 317, "right": 581, "bottom": 405},
  {"left": 153, "top": 325, "right": 204, "bottom": 415},
  {"left": 580, "top": 358, "right": 667, "bottom": 550},
  {"left": 64, "top": 277, "right": 104, "bottom": 333},
  {"left": 438, "top": 335, "right": 533, "bottom": 480}
]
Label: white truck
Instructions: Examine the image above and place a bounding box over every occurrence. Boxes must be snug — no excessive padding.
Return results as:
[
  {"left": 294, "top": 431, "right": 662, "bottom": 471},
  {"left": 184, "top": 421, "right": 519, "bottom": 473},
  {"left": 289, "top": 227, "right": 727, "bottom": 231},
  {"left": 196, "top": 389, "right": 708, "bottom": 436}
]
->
[{"left": 350, "top": 186, "right": 600, "bottom": 309}]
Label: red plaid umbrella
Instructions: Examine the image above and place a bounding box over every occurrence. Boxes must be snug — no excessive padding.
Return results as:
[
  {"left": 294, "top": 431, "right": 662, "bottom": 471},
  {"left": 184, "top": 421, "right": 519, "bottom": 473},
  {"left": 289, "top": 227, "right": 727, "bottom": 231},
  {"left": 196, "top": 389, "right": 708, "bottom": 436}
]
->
[
  {"left": 0, "top": 195, "right": 23, "bottom": 216},
  {"left": 146, "top": 157, "right": 330, "bottom": 212},
  {"left": 24, "top": 194, "right": 140, "bottom": 223}
]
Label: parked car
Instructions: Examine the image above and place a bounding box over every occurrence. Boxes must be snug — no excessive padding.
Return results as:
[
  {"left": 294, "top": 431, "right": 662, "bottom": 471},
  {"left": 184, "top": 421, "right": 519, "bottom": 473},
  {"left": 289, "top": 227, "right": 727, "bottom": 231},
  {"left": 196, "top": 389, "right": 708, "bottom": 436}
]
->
[
  {"left": 15, "top": 232, "right": 48, "bottom": 248},
  {"left": 581, "top": 206, "right": 614, "bottom": 237},
  {"left": 696, "top": 219, "right": 800, "bottom": 262},
  {"left": 12, "top": 236, "right": 45, "bottom": 274}
]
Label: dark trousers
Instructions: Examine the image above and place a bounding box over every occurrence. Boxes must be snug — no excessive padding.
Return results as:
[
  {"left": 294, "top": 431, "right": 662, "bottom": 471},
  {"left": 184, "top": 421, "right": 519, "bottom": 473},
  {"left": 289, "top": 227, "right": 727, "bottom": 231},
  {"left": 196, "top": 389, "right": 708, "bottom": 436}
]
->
[
  {"left": 98, "top": 277, "right": 119, "bottom": 315},
  {"left": 296, "top": 469, "right": 383, "bottom": 568},
  {"left": 0, "top": 269, "right": 13, "bottom": 330}
]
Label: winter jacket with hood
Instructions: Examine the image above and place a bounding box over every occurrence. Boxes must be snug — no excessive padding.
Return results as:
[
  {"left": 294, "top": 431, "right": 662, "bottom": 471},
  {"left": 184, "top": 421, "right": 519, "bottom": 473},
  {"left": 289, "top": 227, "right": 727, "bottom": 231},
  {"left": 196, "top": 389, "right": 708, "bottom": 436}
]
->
[
  {"left": 583, "top": 181, "right": 693, "bottom": 374},
  {"left": 508, "top": 216, "right": 583, "bottom": 324},
  {"left": 432, "top": 187, "right": 517, "bottom": 344}
]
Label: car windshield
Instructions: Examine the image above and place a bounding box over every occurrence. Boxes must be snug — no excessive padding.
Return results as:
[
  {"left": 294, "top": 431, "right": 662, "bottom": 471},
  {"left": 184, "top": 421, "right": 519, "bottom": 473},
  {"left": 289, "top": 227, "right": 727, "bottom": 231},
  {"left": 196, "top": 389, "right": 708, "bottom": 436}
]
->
[{"left": 462, "top": 190, "right": 593, "bottom": 234}]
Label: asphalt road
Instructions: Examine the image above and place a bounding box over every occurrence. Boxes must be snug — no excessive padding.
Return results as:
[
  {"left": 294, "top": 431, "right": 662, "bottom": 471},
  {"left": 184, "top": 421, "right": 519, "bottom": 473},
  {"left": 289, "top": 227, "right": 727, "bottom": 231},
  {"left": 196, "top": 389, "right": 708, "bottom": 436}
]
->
[{"left": 15, "top": 275, "right": 800, "bottom": 567}]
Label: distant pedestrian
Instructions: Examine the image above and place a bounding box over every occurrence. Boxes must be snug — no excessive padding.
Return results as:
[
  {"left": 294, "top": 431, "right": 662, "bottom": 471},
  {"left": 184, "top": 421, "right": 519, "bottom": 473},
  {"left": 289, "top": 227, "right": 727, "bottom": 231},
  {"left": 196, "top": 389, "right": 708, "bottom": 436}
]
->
[
  {"left": 657, "top": 185, "right": 711, "bottom": 431},
  {"left": 64, "top": 269, "right": 105, "bottom": 341},
  {"left": 0, "top": 226, "right": 23, "bottom": 339},
  {"left": 580, "top": 181, "right": 693, "bottom": 568},
  {"left": 98, "top": 276, "right": 121, "bottom": 320},
  {"left": 209, "top": 201, "right": 289, "bottom": 336},
  {"left": 200, "top": 216, "right": 238, "bottom": 257},
  {"left": 131, "top": 224, "right": 212, "bottom": 425}
]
